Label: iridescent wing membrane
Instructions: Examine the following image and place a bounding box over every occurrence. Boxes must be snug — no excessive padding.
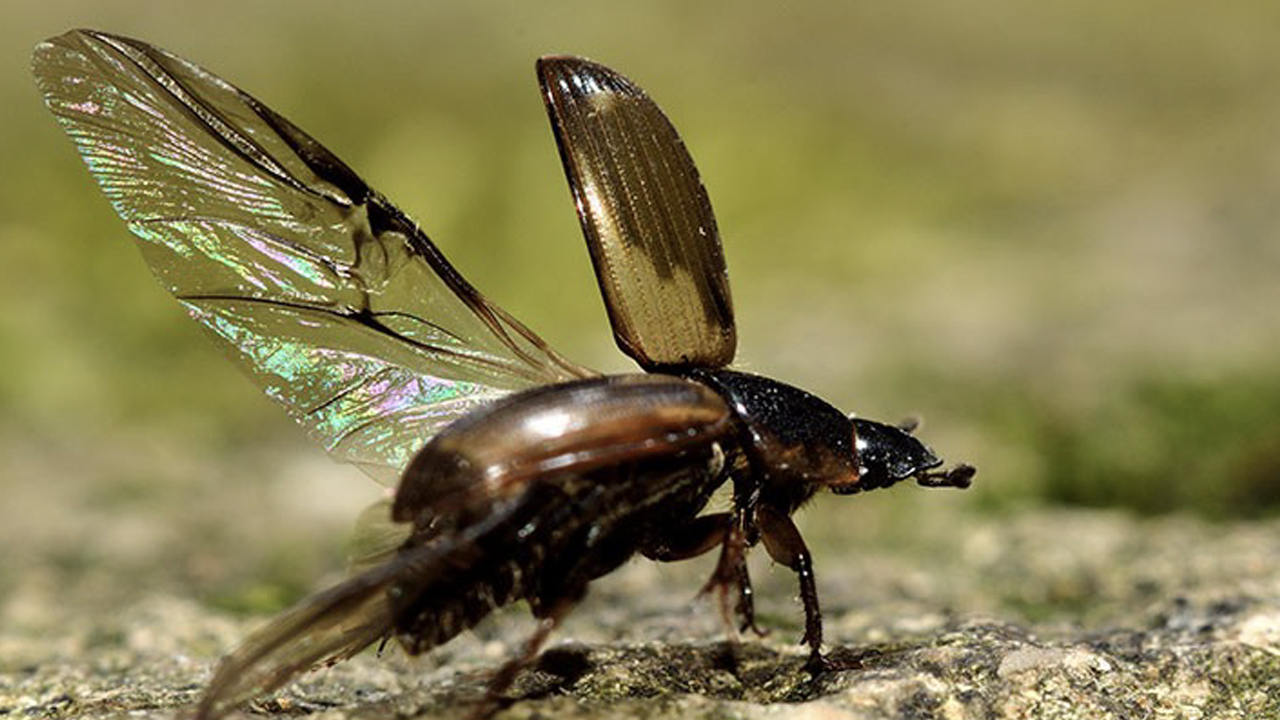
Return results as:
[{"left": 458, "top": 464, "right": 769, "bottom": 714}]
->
[
  {"left": 32, "top": 30, "right": 591, "bottom": 482},
  {"left": 539, "top": 57, "right": 737, "bottom": 371}
]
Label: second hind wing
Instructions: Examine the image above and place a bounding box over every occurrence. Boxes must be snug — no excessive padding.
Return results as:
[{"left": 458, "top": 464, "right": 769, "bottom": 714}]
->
[{"left": 33, "top": 30, "right": 594, "bottom": 482}]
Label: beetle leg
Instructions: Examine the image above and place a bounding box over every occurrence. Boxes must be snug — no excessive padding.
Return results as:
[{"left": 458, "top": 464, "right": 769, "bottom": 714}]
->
[
  {"left": 639, "top": 511, "right": 765, "bottom": 637},
  {"left": 727, "top": 517, "right": 762, "bottom": 635},
  {"left": 700, "top": 518, "right": 742, "bottom": 636},
  {"left": 737, "top": 568, "right": 765, "bottom": 635},
  {"left": 638, "top": 512, "right": 753, "bottom": 635},
  {"left": 719, "top": 452, "right": 767, "bottom": 636},
  {"left": 687, "top": 512, "right": 766, "bottom": 638},
  {"left": 639, "top": 512, "right": 731, "bottom": 561},
  {"left": 470, "top": 598, "right": 575, "bottom": 720},
  {"left": 755, "top": 504, "right": 829, "bottom": 673}
]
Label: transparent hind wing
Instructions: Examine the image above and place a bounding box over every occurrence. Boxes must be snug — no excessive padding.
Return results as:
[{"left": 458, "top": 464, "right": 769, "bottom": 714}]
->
[{"left": 33, "top": 30, "right": 593, "bottom": 481}]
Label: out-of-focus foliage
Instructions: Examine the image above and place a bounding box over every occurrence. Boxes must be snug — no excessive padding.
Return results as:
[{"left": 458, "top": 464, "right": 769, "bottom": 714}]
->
[
  {"left": 3, "top": 0, "right": 1278, "bottom": 548},
  {"left": 1037, "top": 370, "right": 1280, "bottom": 517}
]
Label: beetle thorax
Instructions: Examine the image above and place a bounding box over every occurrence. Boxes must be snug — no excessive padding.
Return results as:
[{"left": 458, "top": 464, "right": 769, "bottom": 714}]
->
[{"left": 681, "top": 368, "right": 859, "bottom": 511}]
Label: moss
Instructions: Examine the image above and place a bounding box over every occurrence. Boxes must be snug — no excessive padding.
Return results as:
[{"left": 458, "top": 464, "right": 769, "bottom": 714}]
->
[
  {"left": 203, "top": 545, "right": 325, "bottom": 616},
  {"left": 1036, "top": 371, "right": 1280, "bottom": 517},
  {"left": 1202, "top": 648, "right": 1280, "bottom": 717}
]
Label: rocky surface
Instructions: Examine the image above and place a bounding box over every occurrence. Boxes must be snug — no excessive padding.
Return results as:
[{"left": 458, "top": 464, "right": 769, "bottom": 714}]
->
[{"left": 4, "top": 505, "right": 1280, "bottom": 719}]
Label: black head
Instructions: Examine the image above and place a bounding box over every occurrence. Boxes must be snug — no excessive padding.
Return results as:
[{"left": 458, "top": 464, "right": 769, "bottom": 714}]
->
[{"left": 834, "top": 418, "right": 975, "bottom": 495}]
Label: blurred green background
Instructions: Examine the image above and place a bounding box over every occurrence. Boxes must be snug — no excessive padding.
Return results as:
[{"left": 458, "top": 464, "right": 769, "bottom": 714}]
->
[{"left": 4, "top": 1, "right": 1279, "bottom": 606}]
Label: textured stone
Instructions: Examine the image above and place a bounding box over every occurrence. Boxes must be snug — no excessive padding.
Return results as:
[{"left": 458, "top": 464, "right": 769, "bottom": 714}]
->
[{"left": 3, "top": 507, "right": 1279, "bottom": 719}]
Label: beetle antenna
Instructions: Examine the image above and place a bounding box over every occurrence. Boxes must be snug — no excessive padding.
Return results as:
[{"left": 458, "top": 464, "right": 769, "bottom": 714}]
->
[{"left": 916, "top": 463, "right": 975, "bottom": 489}]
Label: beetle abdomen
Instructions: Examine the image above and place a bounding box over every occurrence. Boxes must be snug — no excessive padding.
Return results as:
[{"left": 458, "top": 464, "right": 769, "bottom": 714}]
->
[
  {"left": 387, "top": 448, "right": 725, "bottom": 654},
  {"left": 382, "top": 374, "right": 735, "bottom": 653}
]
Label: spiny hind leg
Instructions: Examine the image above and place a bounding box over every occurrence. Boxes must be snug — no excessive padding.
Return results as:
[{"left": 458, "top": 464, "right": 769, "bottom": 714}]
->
[{"left": 468, "top": 599, "right": 575, "bottom": 720}]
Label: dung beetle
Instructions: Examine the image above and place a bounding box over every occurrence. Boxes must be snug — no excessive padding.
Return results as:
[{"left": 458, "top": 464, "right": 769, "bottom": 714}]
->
[{"left": 33, "top": 30, "right": 975, "bottom": 719}]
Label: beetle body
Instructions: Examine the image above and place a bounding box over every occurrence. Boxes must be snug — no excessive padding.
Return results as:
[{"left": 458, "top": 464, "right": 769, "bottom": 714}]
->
[
  {"left": 32, "top": 31, "right": 975, "bottom": 719},
  {"left": 389, "top": 374, "right": 731, "bottom": 651},
  {"left": 378, "top": 367, "right": 966, "bottom": 666}
]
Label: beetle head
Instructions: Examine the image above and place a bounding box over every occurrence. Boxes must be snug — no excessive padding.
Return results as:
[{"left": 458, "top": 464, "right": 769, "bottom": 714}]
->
[{"left": 832, "top": 417, "right": 975, "bottom": 495}]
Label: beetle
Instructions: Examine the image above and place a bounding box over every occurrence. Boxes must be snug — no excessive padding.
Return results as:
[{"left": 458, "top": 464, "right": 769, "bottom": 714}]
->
[{"left": 33, "top": 30, "right": 975, "bottom": 719}]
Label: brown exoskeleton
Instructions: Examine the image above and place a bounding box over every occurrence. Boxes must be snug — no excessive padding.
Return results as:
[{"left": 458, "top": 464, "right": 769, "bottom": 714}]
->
[{"left": 33, "top": 30, "right": 975, "bottom": 719}]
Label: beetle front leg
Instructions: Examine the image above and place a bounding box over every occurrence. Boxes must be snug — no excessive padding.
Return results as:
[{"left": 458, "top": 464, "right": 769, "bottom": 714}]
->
[{"left": 755, "top": 505, "right": 829, "bottom": 673}]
